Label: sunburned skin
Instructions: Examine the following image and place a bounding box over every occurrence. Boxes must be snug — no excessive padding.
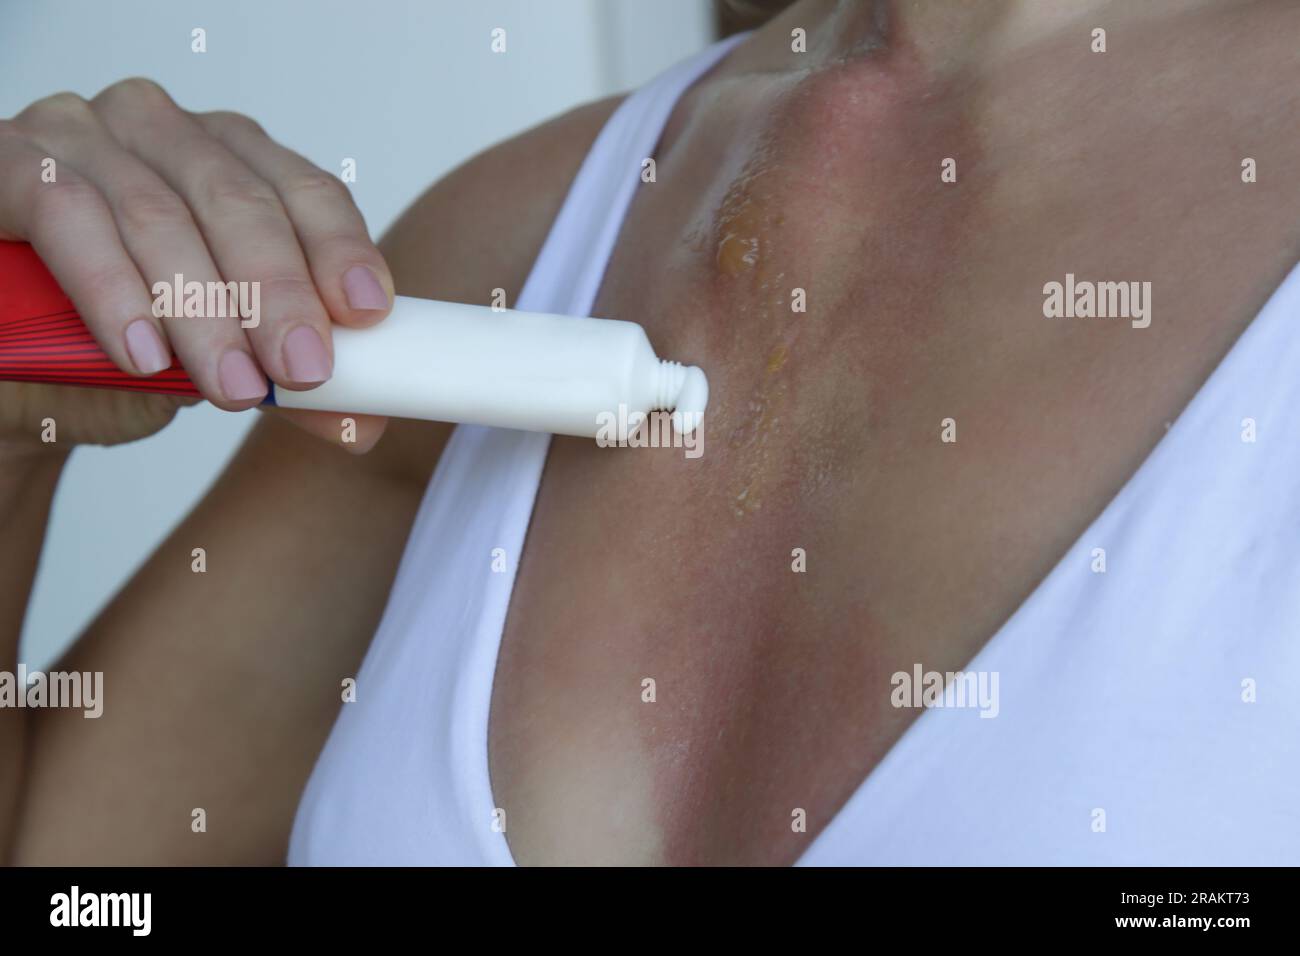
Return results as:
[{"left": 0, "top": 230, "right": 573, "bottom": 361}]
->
[
  {"left": 488, "top": 0, "right": 1300, "bottom": 865},
  {"left": 698, "top": 38, "right": 973, "bottom": 521},
  {"left": 709, "top": 166, "right": 793, "bottom": 515}
]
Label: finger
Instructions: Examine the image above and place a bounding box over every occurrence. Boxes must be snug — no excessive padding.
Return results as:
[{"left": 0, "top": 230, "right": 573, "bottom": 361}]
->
[
  {"left": 16, "top": 94, "right": 265, "bottom": 408},
  {"left": 0, "top": 111, "right": 166, "bottom": 379},
  {"left": 92, "top": 79, "right": 333, "bottom": 391},
  {"left": 267, "top": 407, "right": 388, "bottom": 454},
  {"left": 197, "top": 111, "right": 394, "bottom": 329}
]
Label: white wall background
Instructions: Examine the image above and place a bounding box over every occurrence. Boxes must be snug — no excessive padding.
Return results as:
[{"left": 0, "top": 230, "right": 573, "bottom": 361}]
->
[{"left": 2, "top": 0, "right": 714, "bottom": 669}]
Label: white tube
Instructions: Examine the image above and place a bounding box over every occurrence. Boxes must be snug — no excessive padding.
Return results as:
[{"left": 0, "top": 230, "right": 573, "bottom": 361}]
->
[{"left": 271, "top": 296, "right": 708, "bottom": 440}]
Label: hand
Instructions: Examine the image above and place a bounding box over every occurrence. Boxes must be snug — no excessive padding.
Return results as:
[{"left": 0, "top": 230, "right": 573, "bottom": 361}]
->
[{"left": 0, "top": 78, "right": 393, "bottom": 452}]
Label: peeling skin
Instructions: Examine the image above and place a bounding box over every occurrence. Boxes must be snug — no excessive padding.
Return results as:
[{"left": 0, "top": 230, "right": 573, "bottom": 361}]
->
[
  {"left": 706, "top": 138, "right": 814, "bottom": 520},
  {"left": 708, "top": 127, "right": 787, "bottom": 283},
  {"left": 729, "top": 344, "right": 797, "bottom": 518},
  {"left": 714, "top": 194, "right": 766, "bottom": 276},
  {"left": 766, "top": 343, "right": 788, "bottom": 373},
  {"left": 716, "top": 221, "right": 759, "bottom": 275},
  {"left": 730, "top": 480, "right": 760, "bottom": 519}
]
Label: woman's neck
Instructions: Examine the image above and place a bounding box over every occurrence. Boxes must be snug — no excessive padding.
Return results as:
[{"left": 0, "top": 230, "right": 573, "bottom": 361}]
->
[{"left": 738, "top": 0, "right": 1234, "bottom": 82}]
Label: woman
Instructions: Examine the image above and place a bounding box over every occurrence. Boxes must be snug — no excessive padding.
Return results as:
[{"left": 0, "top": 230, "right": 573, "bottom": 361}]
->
[{"left": 2, "top": 0, "right": 1298, "bottom": 865}]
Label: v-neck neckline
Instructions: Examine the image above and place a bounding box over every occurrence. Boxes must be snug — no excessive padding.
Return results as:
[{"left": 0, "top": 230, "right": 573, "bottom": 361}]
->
[{"left": 790, "top": 260, "right": 1300, "bottom": 865}]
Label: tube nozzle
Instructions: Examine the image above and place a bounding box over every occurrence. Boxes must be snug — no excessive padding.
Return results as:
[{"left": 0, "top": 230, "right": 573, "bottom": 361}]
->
[{"left": 656, "top": 360, "right": 708, "bottom": 436}]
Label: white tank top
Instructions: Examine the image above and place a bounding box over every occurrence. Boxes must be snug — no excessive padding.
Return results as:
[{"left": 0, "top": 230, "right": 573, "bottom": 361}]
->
[{"left": 289, "top": 33, "right": 1300, "bottom": 866}]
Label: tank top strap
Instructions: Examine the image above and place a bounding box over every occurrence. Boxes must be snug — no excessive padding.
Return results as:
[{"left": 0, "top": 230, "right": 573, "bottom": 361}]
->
[
  {"left": 288, "top": 32, "right": 752, "bottom": 867},
  {"left": 517, "top": 31, "right": 750, "bottom": 318}
]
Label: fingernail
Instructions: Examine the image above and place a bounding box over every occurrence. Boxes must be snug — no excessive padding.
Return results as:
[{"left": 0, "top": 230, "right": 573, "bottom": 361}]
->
[
  {"left": 282, "top": 325, "right": 332, "bottom": 383},
  {"left": 218, "top": 349, "right": 268, "bottom": 402},
  {"left": 124, "top": 320, "right": 170, "bottom": 375},
  {"left": 342, "top": 265, "right": 389, "bottom": 311}
]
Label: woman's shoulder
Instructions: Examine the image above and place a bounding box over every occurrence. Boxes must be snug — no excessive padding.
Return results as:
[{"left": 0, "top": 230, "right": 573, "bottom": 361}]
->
[{"left": 380, "top": 95, "right": 625, "bottom": 303}]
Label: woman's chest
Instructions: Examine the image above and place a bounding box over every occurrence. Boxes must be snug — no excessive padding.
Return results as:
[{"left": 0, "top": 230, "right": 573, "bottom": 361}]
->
[{"left": 486, "top": 36, "right": 1299, "bottom": 865}]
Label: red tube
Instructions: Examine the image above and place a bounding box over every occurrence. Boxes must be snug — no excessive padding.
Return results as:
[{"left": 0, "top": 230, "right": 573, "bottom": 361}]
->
[{"left": 0, "top": 240, "right": 200, "bottom": 396}]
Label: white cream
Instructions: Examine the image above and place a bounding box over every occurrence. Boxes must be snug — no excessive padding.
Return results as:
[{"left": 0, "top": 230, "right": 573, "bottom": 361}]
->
[{"left": 271, "top": 295, "right": 707, "bottom": 439}]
